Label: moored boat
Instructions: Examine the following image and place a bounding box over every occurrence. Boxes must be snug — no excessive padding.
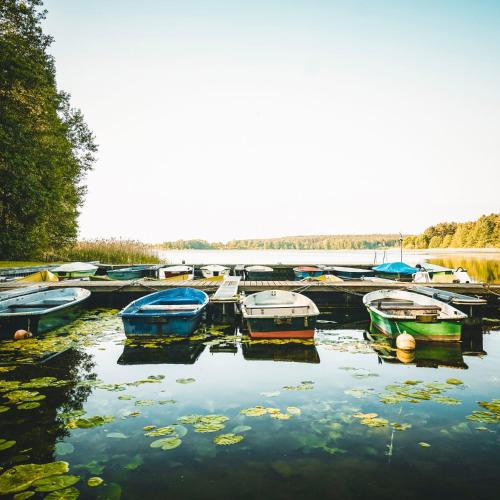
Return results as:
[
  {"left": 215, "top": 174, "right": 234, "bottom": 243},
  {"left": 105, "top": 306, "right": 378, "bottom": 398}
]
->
[
  {"left": 245, "top": 265, "right": 273, "bottom": 280},
  {"left": 157, "top": 265, "right": 194, "bottom": 280},
  {"left": 293, "top": 266, "right": 324, "bottom": 280},
  {"left": 107, "top": 265, "right": 151, "bottom": 280},
  {"left": 363, "top": 289, "right": 467, "bottom": 342},
  {"left": 52, "top": 262, "right": 98, "bottom": 279},
  {"left": 372, "top": 262, "right": 417, "bottom": 281},
  {"left": 323, "top": 266, "right": 375, "bottom": 280},
  {"left": 200, "top": 265, "right": 230, "bottom": 278},
  {"left": 119, "top": 288, "right": 208, "bottom": 336},
  {"left": 16, "top": 270, "right": 59, "bottom": 283},
  {"left": 0, "top": 287, "right": 91, "bottom": 336},
  {"left": 241, "top": 290, "right": 319, "bottom": 339}
]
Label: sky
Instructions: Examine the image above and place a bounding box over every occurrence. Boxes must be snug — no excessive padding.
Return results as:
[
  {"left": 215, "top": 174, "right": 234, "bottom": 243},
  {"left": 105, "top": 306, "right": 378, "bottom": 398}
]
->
[{"left": 43, "top": 0, "right": 500, "bottom": 243}]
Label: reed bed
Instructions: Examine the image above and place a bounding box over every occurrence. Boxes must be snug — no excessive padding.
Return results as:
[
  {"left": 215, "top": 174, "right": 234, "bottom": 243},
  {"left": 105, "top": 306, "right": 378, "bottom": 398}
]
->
[{"left": 47, "top": 239, "right": 162, "bottom": 264}]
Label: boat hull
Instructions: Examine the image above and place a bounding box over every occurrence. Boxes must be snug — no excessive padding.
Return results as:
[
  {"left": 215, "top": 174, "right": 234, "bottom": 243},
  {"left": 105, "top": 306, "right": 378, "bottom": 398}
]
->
[
  {"left": 0, "top": 302, "right": 85, "bottom": 337},
  {"left": 54, "top": 270, "right": 97, "bottom": 279},
  {"left": 107, "top": 269, "right": 145, "bottom": 280},
  {"left": 368, "top": 308, "right": 462, "bottom": 342},
  {"left": 246, "top": 315, "right": 317, "bottom": 339},
  {"left": 246, "top": 271, "right": 273, "bottom": 280},
  {"left": 294, "top": 270, "right": 324, "bottom": 280},
  {"left": 121, "top": 312, "right": 204, "bottom": 336}
]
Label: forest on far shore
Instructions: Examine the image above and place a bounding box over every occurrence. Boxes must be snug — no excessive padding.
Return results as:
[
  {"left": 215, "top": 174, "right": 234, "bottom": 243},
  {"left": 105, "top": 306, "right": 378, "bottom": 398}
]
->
[{"left": 403, "top": 213, "right": 499, "bottom": 249}]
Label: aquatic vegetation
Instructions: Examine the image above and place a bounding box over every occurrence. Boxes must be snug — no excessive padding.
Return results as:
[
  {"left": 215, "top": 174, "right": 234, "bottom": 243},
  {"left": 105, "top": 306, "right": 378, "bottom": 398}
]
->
[
  {"left": 66, "top": 415, "right": 115, "bottom": 429},
  {"left": 344, "top": 388, "right": 374, "bottom": 399},
  {"left": 150, "top": 437, "right": 182, "bottom": 450},
  {"left": 17, "top": 402, "right": 41, "bottom": 410},
  {"left": 213, "top": 433, "right": 244, "bottom": 446},
  {"left": 232, "top": 425, "right": 252, "bottom": 433},
  {"left": 360, "top": 417, "right": 388, "bottom": 428},
  {"left": 446, "top": 378, "right": 464, "bottom": 385},
  {"left": 145, "top": 426, "right": 176, "bottom": 437},
  {"left": 54, "top": 443, "right": 74, "bottom": 456},
  {"left": 134, "top": 400, "right": 156, "bottom": 406},
  {"left": 45, "top": 486, "right": 80, "bottom": 499},
  {"left": 270, "top": 412, "right": 291, "bottom": 420},
  {"left": 287, "top": 406, "right": 301, "bottom": 416},
  {"left": 466, "top": 399, "right": 500, "bottom": 423},
  {"left": 0, "top": 461, "right": 69, "bottom": 495},
  {"left": 87, "top": 477, "right": 104, "bottom": 487},
  {"left": 240, "top": 406, "right": 269, "bottom": 417},
  {"left": 123, "top": 455, "right": 144, "bottom": 471},
  {"left": 106, "top": 432, "right": 128, "bottom": 439},
  {"left": 378, "top": 380, "right": 462, "bottom": 406},
  {"left": 177, "top": 414, "right": 203, "bottom": 424},
  {"left": 32, "top": 475, "right": 80, "bottom": 492},
  {"left": 13, "top": 492, "right": 35, "bottom": 500},
  {"left": 283, "top": 381, "right": 314, "bottom": 391},
  {"left": 176, "top": 378, "right": 196, "bottom": 384},
  {"left": 353, "top": 412, "right": 378, "bottom": 419},
  {"left": 143, "top": 425, "right": 156, "bottom": 431},
  {"left": 419, "top": 442, "right": 431, "bottom": 447},
  {"left": 0, "top": 438, "right": 16, "bottom": 451},
  {"left": 390, "top": 422, "right": 412, "bottom": 431}
]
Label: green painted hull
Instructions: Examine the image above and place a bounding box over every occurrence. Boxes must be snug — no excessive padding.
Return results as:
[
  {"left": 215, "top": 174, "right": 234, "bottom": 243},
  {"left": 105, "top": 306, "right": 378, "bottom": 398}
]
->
[
  {"left": 368, "top": 308, "right": 462, "bottom": 342},
  {"left": 54, "top": 270, "right": 97, "bottom": 278}
]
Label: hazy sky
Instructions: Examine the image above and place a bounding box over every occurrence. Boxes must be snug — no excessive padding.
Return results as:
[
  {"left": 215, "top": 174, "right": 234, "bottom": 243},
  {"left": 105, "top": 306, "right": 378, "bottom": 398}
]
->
[{"left": 44, "top": 0, "right": 500, "bottom": 243}]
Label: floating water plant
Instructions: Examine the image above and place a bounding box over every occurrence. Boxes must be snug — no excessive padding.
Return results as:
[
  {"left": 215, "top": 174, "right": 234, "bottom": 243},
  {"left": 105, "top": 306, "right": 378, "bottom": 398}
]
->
[
  {"left": 213, "top": 433, "right": 244, "bottom": 446},
  {"left": 176, "top": 378, "right": 196, "bottom": 384},
  {"left": 150, "top": 437, "right": 182, "bottom": 450},
  {"left": 87, "top": 477, "right": 103, "bottom": 487},
  {"left": 66, "top": 415, "right": 114, "bottom": 429},
  {"left": 0, "top": 438, "right": 15, "bottom": 451},
  {"left": 32, "top": 475, "right": 80, "bottom": 492},
  {"left": 145, "top": 426, "right": 176, "bottom": 437},
  {"left": 0, "top": 461, "right": 69, "bottom": 495}
]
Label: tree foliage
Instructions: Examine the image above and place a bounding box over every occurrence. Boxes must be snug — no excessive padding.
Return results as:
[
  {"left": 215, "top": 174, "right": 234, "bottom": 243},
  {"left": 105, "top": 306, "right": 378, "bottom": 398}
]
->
[
  {"left": 0, "top": 0, "right": 97, "bottom": 259},
  {"left": 403, "top": 214, "right": 500, "bottom": 249},
  {"left": 161, "top": 235, "right": 401, "bottom": 250}
]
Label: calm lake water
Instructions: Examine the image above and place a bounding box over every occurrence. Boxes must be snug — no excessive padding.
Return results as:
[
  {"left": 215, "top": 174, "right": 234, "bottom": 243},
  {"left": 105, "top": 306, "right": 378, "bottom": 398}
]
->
[
  {"left": 1, "top": 305, "right": 500, "bottom": 499},
  {"left": 159, "top": 249, "right": 500, "bottom": 283}
]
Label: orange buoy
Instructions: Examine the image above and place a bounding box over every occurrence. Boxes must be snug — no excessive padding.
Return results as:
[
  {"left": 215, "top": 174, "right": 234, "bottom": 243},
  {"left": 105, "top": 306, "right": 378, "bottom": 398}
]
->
[
  {"left": 396, "top": 332, "right": 416, "bottom": 351},
  {"left": 14, "top": 330, "right": 33, "bottom": 340}
]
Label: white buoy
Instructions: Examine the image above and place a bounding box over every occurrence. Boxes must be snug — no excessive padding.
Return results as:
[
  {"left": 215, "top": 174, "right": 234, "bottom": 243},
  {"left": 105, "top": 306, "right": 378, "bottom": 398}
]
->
[
  {"left": 14, "top": 329, "right": 33, "bottom": 340},
  {"left": 396, "top": 332, "right": 416, "bottom": 351}
]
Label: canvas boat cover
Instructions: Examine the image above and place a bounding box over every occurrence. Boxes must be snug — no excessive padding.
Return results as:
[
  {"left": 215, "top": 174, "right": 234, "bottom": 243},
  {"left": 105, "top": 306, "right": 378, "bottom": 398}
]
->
[{"left": 372, "top": 262, "right": 418, "bottom": 275}]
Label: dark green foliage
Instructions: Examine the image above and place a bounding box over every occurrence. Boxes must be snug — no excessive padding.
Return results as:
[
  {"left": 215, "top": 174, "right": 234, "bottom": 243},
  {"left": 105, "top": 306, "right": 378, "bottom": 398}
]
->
[
  {"left": 404, "top": 214, "right": 500, "bottom": 249},
  {"left": 0, "top": 0, "right": 97, "bottom": 259},
  {"left": 161, "top": 235, "right": 400, "bottom": 250}
]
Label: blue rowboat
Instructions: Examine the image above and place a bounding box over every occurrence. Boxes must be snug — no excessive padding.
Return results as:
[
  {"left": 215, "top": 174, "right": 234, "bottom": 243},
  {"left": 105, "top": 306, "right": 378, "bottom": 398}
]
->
[
  {"left": 0, "top": 287, "right": 90, "bottom": 337},
  {"left": 119, "top": 288, "right": 209, "bottom": 336},
  {"left": 107, "top": 266, "right": 151, "bottom": 280}
]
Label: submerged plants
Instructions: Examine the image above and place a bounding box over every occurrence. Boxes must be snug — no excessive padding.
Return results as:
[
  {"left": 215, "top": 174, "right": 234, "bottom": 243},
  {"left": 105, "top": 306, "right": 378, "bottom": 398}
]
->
[{"left": 213, "top": 433, "right": 244, "bottom": 446}]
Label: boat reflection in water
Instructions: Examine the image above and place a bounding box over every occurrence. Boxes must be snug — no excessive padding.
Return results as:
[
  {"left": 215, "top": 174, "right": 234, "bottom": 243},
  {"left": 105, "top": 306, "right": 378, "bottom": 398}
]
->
[
  {"left": 368, "top": 326, "right": 471, "bottom": 369},
  {"left": 242, "top": 338, "right": 320, "bottom": 364},
  {"left": 117, "top": 339, "right": 206, "bottom": 365}
]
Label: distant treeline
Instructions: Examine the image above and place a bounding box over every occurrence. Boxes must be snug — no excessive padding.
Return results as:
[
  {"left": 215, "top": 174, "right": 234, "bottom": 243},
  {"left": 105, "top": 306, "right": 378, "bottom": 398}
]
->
[
  {"left": 160, "top": 235, "right": 401, "bottom": 250},
  {"left": 403, "top": 213, "right": 500, "bottom": 249}
]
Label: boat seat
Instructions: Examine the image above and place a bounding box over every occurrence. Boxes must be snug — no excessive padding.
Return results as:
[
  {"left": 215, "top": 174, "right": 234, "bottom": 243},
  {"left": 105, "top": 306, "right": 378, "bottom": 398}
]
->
[
  {"left": 8, "top": 300, "right": 73, "bottom": 308},
  {"left": 378, "top": 304, "right": 441, "bottom": 311},
  {"left": 139, "top": 304, "right": 198, "bottom": 311},
  {"left": 254, "top": 296, "right": 295, "bottom": 306}
]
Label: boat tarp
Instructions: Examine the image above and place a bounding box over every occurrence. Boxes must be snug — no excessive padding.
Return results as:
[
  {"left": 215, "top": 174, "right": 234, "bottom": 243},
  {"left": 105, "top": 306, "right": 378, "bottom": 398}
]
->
[
  {"left": 17, "top": 270, "right": 59, "bottom": 282},
  {"left": 372, "top": 262, "right": 418, "bottom": 275}
]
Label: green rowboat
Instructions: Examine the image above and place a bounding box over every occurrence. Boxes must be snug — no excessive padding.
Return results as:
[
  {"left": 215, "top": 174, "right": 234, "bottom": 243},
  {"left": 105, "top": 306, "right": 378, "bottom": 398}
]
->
[{"left": 363, "top": 289, "right": 467, "bottom": 342}]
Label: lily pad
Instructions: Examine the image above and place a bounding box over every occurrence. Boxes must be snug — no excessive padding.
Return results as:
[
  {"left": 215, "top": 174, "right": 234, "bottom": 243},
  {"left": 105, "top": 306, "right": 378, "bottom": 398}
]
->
[
  {"left": 17, "top": 402, "right": 41, "bottom": 410},
  {"left": 55, "top": 442, "right": 74, "bottom": 456},
  {"left": 150, "top": 437, "right": 182, "bottom": 450},
  {"left": 0, "top": 462, "right": 69, "bottom": 495},
  {"left": 177, "top": 414, "right": 202, "bottom": 424},
  {"left": 232, "top": 425, "right": 252, "bottom": 433},
  {"left": 32, "top": 475, "right": 80, "bottom": 492},
  {"left": 446, "top": 378, "right": 464, "bottom": 385},
  {"left": 45, "top": 486, "right": 80, "bottom": 499},
  {"left": 390, "top": 422, "right": 412, "bottom": 431},
  {"left": 145, "top": 426, "right": 176, "bottom": 437},
  {"left": 241, "top": 406, "right": 268, "bottom": 417},
  {"left": 66, "top": 416, "right": 114, "bottom": 429},
  {"left": 13, "top": 492, "right": 35, "bottom": 499},
  {"left": 0, "top": 439, "right": 15, "bottom": 451},
  {"left": 124, "top": 455, "right": 144, "bottom": 471},
  {"left": 213, "top": 433, "right": 244, "bottom": 446},
  {"left": 106, "top": 433, "right": 128, "bottom": 439},
  {"left": 87, "top": 477, "right": 103, "bottom": 487},
  {"left": 286, "top": 407, "right": 301, "bottom": 416},
  {"left": 194, "top": 422, "right": 225, "bottom": 433},
  {"left": 270, "top": 412, "right": 291, "bottom": 420},
  {"left": 419, "top": 442, "right": 431, "bottom": 448},
  {"left": 176, "top": 378, "right": 195, "bottom": 384}
]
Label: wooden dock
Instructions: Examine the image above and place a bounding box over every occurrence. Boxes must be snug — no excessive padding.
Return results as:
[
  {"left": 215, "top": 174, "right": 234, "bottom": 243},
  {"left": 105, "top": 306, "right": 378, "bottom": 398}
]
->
[{"left": 0, "top": 279, "right": 498, "bottom": 298}]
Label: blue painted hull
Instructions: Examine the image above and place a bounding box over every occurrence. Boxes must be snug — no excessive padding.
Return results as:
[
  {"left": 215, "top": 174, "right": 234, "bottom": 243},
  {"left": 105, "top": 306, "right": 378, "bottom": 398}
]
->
[
  {"left": 119, "top": 288, "right": 209, "bottom": 337},
  {"left": 121, "top": 311, "right": 204, "bottom": 336}
]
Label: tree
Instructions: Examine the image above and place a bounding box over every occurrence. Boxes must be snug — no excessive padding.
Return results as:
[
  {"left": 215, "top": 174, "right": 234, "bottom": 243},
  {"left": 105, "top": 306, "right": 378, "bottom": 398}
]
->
[{"left": 0, "top": 0, "right": 97, "bottom": 259}]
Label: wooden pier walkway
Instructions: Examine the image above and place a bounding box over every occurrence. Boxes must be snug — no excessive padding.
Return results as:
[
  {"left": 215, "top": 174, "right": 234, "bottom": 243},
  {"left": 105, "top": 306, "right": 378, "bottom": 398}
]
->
[
  {"left": 0, "top": 279, "right": 498, "bottom": 298},
  {"left": 211, "top": 277, "right": 242, "bottom": 303}
]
